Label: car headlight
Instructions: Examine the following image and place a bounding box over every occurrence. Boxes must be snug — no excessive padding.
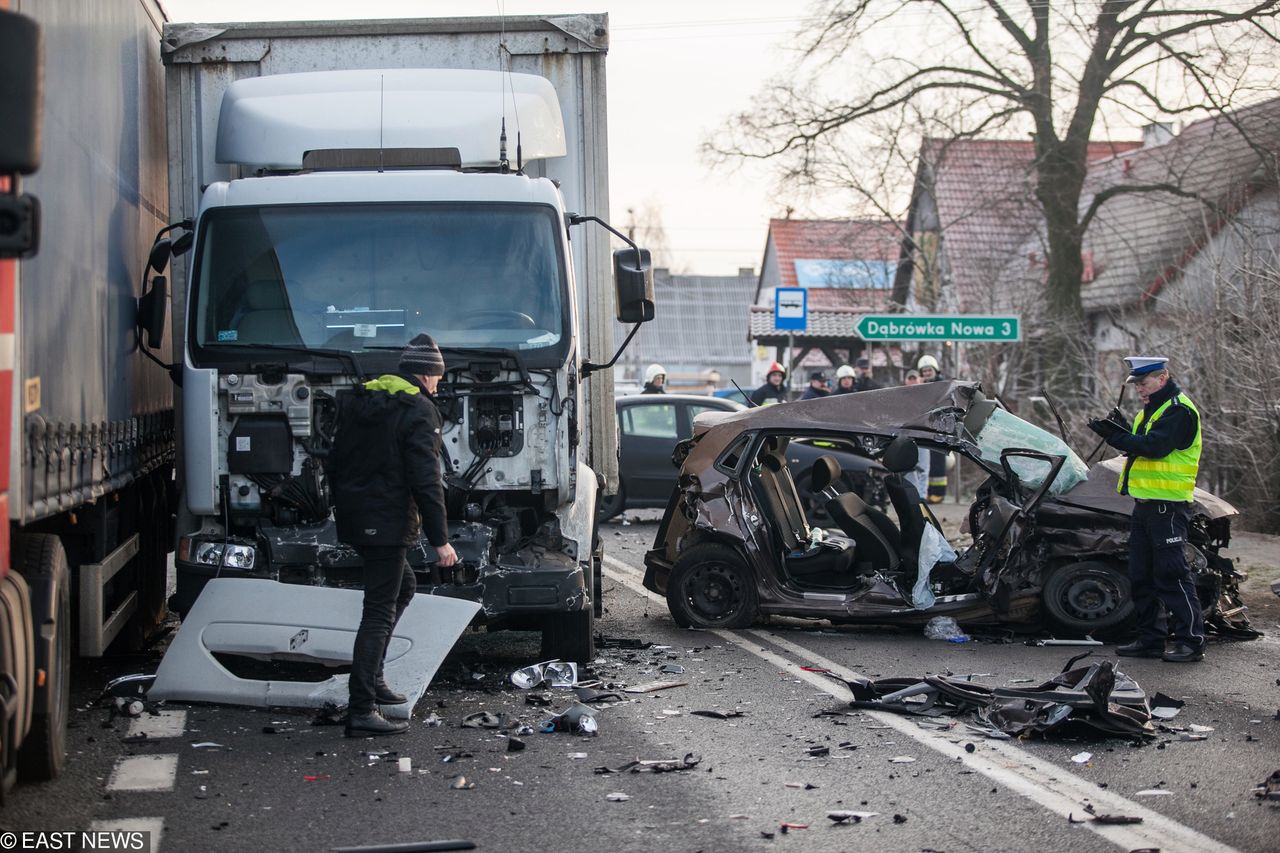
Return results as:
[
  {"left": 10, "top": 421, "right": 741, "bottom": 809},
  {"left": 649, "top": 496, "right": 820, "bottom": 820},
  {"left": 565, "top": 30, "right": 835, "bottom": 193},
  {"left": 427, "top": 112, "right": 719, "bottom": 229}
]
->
[{"left": 180, "top": 537, "right": 257, "bottom": 570}]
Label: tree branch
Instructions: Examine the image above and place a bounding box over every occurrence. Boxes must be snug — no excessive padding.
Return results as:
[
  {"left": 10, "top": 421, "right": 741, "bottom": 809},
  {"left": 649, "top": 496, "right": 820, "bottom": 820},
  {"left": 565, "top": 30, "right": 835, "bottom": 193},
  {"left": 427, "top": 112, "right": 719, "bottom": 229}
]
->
[{"left": 1079, "top": 182, "right": 1223, "bottom": 233}]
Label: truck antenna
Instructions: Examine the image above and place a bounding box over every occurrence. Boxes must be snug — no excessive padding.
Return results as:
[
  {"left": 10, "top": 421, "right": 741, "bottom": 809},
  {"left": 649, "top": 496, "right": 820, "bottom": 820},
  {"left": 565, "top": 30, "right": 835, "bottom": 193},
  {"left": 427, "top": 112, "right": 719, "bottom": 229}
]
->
[
  {"left": 378, "top": 74, "right": 385, "bottom": 173},
  {"left": 499, "top": 117, "right": 509, "bottom": 173}
]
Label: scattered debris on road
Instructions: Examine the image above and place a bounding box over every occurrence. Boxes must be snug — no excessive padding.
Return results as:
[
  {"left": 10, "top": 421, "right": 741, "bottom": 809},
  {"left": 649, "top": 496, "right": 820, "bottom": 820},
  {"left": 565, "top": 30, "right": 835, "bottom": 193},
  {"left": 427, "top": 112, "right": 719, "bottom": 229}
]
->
[
  {"left": 510, "top": 660, "right": 579, "bottom": 689},
  {"left": 826, "top": 654, "right": 1155, "bottom": 738},
  {"left": 1253, "top": 770, "right": 1280, "bottom": 802},
  {"left": 622, "top": 680, "right": 687, "bottom": 694},
  {"left": 828, "top": 810, "right": 878, "bottom": 824}
]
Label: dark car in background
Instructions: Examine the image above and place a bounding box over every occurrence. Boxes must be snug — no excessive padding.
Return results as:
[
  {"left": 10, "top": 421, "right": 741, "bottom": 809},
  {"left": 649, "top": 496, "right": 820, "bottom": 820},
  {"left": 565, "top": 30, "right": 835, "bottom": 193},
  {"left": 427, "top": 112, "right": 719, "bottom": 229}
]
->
[
  {"left": 604, "top": 394, "right": 886, "bottom": 521},
  {"left": 602, "top": 394, "right": 745, "bottom": 519}
]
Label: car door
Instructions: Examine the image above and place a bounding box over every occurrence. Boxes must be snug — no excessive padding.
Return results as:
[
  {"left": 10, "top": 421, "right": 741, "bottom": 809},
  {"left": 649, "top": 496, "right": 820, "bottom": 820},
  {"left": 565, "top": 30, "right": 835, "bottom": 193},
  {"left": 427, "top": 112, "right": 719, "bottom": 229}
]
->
[{"left": 619, "top": 400, "right": 682, "bottom": 505}]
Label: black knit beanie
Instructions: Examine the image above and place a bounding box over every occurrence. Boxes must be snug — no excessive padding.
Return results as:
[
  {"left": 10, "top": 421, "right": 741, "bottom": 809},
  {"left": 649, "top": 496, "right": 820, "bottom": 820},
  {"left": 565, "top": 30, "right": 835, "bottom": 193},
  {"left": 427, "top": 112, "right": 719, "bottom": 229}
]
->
[{"left": 399, "top": 333, "right": 445, "bottom": 377}]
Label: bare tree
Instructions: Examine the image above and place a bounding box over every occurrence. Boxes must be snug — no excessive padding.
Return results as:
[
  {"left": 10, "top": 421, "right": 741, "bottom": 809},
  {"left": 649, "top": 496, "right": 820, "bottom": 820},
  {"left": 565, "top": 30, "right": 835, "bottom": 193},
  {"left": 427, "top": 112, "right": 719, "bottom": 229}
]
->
[{"left": 711, "top": 0, "right": 1280, "bottom": 391}]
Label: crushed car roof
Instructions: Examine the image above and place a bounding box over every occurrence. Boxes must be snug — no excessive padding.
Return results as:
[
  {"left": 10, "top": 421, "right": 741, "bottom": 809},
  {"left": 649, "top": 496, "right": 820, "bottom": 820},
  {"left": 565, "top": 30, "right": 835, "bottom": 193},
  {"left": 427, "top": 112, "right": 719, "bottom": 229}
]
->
[{"left": 690, "top": 381, "right": 980, "bottom": 465}]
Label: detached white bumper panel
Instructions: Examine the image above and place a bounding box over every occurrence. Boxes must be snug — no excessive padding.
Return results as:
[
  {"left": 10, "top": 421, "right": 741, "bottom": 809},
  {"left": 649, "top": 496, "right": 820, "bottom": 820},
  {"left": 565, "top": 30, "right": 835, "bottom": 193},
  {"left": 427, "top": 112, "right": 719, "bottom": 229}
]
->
[{"left": 149, "top": 578, "right": 480, "bottom": 719}]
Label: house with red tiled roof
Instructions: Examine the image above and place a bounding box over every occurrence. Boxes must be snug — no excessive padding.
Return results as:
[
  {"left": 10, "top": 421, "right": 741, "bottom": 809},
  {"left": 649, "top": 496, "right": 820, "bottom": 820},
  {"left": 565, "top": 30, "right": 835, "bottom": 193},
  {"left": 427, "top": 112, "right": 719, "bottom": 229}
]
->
[
  {"left": 893, "top": 137, "right": 1141, "bottom": 318},
  {"left": 749, "top": 218, "right": 902, "bottom": 384},
  {"left": 990, "top": 98, "right": 1280, "bottom": 395}
]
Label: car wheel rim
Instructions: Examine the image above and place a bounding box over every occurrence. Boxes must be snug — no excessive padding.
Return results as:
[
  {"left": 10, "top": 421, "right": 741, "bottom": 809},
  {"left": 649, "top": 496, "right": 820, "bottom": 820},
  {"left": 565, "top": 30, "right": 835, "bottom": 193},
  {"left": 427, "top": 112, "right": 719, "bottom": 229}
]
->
[
  {"left": 1059, "top": 570, "right": 1122, "bottom": 622},
  {"left": 683, "top": 562, "right": 744, "bottom": 625}
]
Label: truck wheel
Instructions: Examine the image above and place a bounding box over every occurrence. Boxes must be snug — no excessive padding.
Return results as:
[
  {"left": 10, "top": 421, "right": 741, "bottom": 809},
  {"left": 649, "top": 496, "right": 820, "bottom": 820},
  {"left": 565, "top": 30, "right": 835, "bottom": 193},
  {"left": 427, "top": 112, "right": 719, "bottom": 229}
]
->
[
  {"left": 667, "top": 543, "right": 757, "bottom": 630},
  {"left": 540, "top": 610, "right": 595, "bottom": 663},
  {"left": 13, "top": 534, "right": 71, "bottom": 781},
  {"left": 1041, "top": 560, "right": 1133, "bottom": 638}
]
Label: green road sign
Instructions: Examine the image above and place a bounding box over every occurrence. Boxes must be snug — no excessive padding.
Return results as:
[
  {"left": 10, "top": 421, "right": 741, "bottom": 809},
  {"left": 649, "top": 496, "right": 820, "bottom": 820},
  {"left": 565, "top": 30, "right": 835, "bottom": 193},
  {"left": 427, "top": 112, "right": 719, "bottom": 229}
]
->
[{"left": 856, "top": 314, "right": 1021, "bottom": 342}]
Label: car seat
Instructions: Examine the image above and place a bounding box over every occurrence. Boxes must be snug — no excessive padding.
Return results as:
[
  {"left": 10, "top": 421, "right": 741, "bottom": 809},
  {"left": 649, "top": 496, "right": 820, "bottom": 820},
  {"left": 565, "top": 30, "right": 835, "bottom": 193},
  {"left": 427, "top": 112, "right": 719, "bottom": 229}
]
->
[
  {"left": 816, "top": 455, "right": 900, "bottom": 575},
  {"left": 235, "top": 279, "right": 304, "bottom": 344},
  {"left": 880, "top": 437, "right": 930, "bottom": 571},
  {"left": 754, "top": 445, "right": 856, "bottom": 584}
]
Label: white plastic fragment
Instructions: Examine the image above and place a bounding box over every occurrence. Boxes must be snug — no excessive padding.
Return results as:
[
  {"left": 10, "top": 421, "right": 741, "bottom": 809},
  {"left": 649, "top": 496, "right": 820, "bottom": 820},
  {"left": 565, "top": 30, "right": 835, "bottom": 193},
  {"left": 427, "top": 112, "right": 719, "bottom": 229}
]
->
[
  {"left": 889, "top": 756, "right": 917, "bottom": 764},
  {"left": 1071, "top": 752, "right": 1092, "bottom": 764},
  {"left": 398, "top": 757, "right": 412, "bottom": 773},
  {"left": 1188, "top": 724, "right": 1214, "bottom": 733},
  {"left": 1134, "top": 789, "right": 1174, "bottom": 796},
  {"left": 606, "top": 792, "right": 630, "bottom": 802}
]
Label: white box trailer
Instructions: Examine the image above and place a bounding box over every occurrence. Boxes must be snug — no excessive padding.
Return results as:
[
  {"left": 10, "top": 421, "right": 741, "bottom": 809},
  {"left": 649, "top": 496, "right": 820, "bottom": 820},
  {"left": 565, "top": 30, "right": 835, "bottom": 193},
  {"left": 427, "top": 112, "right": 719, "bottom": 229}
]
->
[{"left": 150, "top": 15, "right": 652, "bottom": 667}]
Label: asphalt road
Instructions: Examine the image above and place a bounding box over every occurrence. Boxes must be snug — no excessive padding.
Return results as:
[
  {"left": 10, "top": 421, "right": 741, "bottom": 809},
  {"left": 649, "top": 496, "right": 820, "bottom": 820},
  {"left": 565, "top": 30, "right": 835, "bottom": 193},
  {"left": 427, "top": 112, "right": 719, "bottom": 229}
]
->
[{"left": 2, "top": 512, "right": 1278, "bottom": 852}]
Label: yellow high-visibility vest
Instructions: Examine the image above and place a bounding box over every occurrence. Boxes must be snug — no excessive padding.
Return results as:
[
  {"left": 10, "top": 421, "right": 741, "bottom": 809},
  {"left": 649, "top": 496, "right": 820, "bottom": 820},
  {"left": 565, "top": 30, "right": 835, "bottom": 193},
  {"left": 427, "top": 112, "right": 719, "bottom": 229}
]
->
[{"left": 1119, "top": 393, "right": 1201, "bottom": 502}]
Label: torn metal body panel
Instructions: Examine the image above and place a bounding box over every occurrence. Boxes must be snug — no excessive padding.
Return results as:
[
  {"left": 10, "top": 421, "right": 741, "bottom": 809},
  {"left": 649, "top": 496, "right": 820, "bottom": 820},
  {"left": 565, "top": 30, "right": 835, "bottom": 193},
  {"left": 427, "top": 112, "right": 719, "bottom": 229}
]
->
[
  {"left": 835, "top": 657, "right": 1154, "bottom": 738},
  {"left": 149, "top": 579, "right": 481, "bottom": 718},
  {"left": 644, "top": 381, "right": 1255, "bottom": 638}
]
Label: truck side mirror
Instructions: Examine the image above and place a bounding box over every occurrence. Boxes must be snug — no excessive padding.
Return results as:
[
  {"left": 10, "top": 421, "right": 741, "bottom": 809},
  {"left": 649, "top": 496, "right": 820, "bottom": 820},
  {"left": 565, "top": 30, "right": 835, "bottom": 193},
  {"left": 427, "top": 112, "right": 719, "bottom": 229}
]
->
[
  {"left": 613, "top": 247, "right": 654, "bottom": 324},
  {"left": 0, "top": 10, "right": 42, "bottom": 175},
  {"left": 0, "top": 9, "right": 43, "bottom": 260},
  {"left": 147, "top": 239, "right": 173, "bottom": 274},
  {"left": 138, "top": 275, "right": 167, "bottom": 348}
]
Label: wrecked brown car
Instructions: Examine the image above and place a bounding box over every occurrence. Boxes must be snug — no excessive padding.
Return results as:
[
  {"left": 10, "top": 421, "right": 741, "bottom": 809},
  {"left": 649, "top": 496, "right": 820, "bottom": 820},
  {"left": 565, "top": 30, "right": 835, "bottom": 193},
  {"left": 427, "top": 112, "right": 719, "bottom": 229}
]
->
[{"left": 642, "top": 381, "right": 1254, "bottom": 638}]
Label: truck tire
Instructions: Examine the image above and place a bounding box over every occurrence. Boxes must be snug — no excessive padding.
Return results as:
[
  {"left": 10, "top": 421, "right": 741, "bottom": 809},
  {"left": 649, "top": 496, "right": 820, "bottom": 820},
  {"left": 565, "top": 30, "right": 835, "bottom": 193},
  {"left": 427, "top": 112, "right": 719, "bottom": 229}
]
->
[
  {"left": 12, "top": 534, "right": 71, "bottom": 781},
  {"left": 1041, "top": 560, "right": 1133, "bottom": 638},
  {"left": 540, "top": 610, "right": 595, "bottom": 663}
]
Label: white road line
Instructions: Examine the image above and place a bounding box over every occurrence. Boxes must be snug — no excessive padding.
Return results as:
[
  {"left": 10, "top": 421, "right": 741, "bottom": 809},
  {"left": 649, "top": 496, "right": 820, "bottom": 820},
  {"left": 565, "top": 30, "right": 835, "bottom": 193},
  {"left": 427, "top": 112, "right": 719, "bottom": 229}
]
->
[
  {"left": 127, "top": 710, "right": 187, "bottom": 740},
  {"left": 601, "top": 556, "right": 1238, "bottom": 853},
  {"left": 107, "top": 755, "right": 179, "bottom": 793},
  {"left": 90, "top": 818, "right": 164, "bottom": 853}
]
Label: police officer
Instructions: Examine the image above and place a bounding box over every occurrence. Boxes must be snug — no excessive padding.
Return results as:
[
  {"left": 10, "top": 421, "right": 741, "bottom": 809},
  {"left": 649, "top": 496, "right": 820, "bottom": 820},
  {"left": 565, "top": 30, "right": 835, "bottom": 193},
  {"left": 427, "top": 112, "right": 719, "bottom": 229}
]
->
[
  {"left": 1089, "top": 356, "right": 1205, "bottom": 663},
  {"left": 799, "top": 370, "right": 830, "bottom": 400}
]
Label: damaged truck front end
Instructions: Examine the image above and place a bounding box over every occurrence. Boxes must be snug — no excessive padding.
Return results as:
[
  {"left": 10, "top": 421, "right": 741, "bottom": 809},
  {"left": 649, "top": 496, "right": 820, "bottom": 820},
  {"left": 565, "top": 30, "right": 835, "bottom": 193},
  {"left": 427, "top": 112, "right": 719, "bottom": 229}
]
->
[{"left": 169, "top": 174, "right": 615, "bottom": 663}]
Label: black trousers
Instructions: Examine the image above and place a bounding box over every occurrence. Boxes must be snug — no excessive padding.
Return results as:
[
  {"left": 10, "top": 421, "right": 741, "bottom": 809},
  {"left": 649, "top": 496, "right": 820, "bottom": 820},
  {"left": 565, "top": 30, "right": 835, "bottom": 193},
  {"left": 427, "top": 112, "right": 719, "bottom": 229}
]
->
[
  {"left": 349, "top": 545, "right": 417, "bottom": 714},
  {"left": 1128, "top": 500, "right": 1205, "bottom": 650}
]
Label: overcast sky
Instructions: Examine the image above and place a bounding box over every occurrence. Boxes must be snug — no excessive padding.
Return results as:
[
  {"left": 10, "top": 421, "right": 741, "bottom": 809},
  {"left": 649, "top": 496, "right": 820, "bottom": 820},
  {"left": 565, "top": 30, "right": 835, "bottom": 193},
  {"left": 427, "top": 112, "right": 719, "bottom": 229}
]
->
[{"left": 160, "top": 0, "right": 832, "bottom": 275}]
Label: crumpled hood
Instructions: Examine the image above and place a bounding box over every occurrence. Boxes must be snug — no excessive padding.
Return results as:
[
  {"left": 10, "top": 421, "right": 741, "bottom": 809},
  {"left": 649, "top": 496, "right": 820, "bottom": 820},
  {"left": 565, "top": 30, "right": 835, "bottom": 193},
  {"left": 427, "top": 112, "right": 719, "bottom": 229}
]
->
[{"left": 1057, "top": 457, "right": 1238, "bottom": 520}]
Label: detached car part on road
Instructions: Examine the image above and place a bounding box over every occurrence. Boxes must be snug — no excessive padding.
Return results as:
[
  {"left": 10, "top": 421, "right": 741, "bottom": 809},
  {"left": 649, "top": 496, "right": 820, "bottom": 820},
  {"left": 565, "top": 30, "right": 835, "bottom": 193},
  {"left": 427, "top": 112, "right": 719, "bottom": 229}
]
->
[{"left": 643, "top": 381, "right": 1255, "bottom": 638}]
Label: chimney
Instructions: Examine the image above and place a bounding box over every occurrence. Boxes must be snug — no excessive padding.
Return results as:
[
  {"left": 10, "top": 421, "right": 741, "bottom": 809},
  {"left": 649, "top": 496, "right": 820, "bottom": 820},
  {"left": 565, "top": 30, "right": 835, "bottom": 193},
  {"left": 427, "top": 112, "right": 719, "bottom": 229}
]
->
[{"left": 1141, "top": 122, "right": 1174, "bottom": 148}]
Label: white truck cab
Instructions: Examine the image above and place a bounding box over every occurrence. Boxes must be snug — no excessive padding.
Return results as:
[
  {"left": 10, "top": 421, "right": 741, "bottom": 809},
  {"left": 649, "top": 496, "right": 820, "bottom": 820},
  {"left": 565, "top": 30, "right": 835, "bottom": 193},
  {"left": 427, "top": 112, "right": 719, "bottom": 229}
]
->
[{"left": 151, "top": 55, "right": 651, "bottom": 662}]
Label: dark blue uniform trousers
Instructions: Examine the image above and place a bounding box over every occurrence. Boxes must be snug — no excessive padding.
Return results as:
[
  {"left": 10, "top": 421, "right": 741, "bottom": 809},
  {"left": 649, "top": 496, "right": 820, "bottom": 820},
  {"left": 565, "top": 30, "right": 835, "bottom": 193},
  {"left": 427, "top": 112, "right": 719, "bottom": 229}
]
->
[
  {"left": 349, "top": 545, "right": 417, "bottom": 714},
  {"left": 1129, "top": 500, "right": 1205, "bottom": 650}
]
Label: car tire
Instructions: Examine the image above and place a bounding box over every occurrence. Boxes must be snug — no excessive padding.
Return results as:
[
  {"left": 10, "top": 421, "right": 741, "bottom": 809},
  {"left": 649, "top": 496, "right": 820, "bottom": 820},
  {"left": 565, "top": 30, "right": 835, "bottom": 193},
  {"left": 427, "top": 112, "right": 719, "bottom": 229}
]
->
[
  {"left": 598, "top": 487, "right": 625, "bottom": 522},
  {"left": 667, "top": 543, "right": 758, "bottom": 630},
  {"left": 1041, "top": 560, "right": 1133, "bottom": 637}
]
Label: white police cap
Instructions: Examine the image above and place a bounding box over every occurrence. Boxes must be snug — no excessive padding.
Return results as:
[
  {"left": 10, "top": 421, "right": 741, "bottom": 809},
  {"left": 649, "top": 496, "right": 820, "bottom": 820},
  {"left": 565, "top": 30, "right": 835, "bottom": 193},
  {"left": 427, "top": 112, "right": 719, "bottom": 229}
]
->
[{"left": 1123, "top": 356, "right": 1168, "bottom": 382}]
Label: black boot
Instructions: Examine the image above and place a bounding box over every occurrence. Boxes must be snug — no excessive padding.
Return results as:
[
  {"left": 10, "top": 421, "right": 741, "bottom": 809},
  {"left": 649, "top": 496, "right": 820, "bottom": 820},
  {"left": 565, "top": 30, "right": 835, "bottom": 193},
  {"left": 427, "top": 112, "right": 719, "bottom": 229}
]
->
[
  {"left": 345, "top": 708, "right": 409, "bottom": 737},
  {"left": 1115, "top": 640, "right": 1164, "bottom": 658},
  {"left": 1162, "top": 642, "right": 1204, "bottom": 663},
  {"left": 375, "top": 677, "right": 407, "bottom": 705}
]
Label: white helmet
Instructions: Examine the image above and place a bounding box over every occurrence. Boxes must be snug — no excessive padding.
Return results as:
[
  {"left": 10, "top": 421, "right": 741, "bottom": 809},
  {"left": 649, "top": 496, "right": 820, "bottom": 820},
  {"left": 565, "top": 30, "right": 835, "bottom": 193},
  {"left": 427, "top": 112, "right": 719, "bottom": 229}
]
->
[
  {"left": 917, "top": 355, "right": 939, "bottom": 371},
  {"left": 644, "top": 363, "right": 667, "bottom": 384},
  {"left": 835, "top": 365, "right": 856, "bottom": 380}
]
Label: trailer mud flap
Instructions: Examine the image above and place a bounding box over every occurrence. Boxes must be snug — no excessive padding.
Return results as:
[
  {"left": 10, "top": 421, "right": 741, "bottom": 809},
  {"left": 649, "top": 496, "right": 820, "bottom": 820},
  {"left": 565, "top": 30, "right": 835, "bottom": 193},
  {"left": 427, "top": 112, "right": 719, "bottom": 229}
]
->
[{"left": 148, "top": 579, "right": 480, "bottom": 719}]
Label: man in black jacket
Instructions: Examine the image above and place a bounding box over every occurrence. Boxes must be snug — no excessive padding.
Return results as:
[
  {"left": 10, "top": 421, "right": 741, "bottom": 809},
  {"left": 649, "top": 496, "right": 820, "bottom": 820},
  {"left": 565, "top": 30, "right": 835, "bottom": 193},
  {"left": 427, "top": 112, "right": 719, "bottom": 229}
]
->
[{"left": 329, "top": 334, "right": 458, "bottom": 735}]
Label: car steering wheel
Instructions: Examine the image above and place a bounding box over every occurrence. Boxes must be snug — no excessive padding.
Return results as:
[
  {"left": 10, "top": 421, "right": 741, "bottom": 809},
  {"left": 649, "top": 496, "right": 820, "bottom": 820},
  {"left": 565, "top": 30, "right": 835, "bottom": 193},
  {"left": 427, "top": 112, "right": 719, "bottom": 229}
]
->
[{"left": 456, "top": 309, "right": 538, "bottom": 329}]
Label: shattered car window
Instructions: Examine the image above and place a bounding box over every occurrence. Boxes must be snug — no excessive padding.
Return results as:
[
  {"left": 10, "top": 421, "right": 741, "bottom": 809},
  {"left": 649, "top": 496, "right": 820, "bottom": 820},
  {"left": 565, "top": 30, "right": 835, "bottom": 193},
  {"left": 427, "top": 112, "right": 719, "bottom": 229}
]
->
[{"left": 973, "top": 408, "right": 1089, "bottom": 495}]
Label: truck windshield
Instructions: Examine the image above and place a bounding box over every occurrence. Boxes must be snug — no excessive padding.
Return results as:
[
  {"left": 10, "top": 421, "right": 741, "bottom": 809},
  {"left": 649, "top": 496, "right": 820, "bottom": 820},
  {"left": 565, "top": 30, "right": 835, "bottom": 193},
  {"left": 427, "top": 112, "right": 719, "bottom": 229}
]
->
[
  {"left": 972, "top": 407, "right": 1089, "bottom": 496},
  {"left": 191, "top": 202, "right": 568, "bottom": 360}
]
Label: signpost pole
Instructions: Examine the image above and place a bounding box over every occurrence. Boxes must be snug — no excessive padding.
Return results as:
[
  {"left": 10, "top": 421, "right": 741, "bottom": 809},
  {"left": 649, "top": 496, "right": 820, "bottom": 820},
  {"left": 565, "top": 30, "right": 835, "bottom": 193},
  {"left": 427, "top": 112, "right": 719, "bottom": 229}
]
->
[{"left": 786, "top": 333, "right": 794, "bottom": 397}]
